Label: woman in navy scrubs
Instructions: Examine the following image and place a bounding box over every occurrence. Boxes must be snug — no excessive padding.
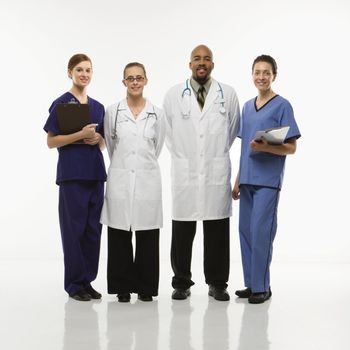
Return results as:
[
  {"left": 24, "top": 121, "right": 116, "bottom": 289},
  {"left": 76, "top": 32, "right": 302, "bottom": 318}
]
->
[
  {"left": 232, "top": 55, "right": 301, "bottom": 304},
  {"left": 44, "top": 54, "right": 107, "bottom": 301}
]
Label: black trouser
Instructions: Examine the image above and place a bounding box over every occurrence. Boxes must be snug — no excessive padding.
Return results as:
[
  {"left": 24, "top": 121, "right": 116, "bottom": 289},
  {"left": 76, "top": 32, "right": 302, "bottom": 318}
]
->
[
  {"left": 107, "top": 227, "right": 159, "bottom": 296},
  {"left": 171, "top": 218, "right": 230, "bottom": 290}
]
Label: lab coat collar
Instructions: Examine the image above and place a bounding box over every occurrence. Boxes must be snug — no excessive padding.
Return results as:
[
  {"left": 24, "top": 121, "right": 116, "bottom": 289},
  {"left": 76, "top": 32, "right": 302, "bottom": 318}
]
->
[
  {"left": 138, "top": 100, "right": 154, "bottom": 121},
  {"left": 119, "top": 98, "right": 153, "bottom": 122},
  {"left": 119, "top": 98, "right": 139, "bottom": 123},
  {"left": 117, "top": 99, "right": 128, "bottom": 110}
]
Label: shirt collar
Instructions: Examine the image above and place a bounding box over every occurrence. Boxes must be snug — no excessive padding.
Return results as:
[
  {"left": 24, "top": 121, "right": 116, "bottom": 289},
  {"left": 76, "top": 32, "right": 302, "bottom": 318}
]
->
[{"left": 190, "top": 77, "right": 212, "bottom": 93}]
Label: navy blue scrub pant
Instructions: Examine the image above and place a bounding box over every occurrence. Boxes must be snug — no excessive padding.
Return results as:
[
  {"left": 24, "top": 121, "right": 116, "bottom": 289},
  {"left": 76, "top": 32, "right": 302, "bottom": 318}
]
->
[
  {"left": 171, "top": 218, "right": 230, "bottom": 290},
  {"left": 59, "top": 180, "right": 104, "bottom": 296},
  {"left": 239, "top": 185, "right": 280, "bottom": 293},
  {"left": 107, "top": 227, "right": 160, "bottom": 296}
]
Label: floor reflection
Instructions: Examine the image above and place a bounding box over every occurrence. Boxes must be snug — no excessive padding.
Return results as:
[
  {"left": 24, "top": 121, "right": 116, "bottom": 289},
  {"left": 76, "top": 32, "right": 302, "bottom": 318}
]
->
[
  {"left": 169, "top": 301, "right": 194, "bottom": 350},
  {"left": 63, "top": 298, "right": 101, "bottom": 350},
  {"left": 106, "top": 299, "right": 159, "bottom": 350},
  {"left": 203, "top": 299, "right": 229, "bottom": 350},
  {"left": 237, "top": 300, "right": 270, "bottom": 350}
]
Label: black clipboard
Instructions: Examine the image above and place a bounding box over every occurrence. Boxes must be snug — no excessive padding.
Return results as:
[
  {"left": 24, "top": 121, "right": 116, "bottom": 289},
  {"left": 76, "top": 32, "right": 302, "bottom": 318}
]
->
[{"left": 56, "top": 103, "right": 91, "bottom": 135}]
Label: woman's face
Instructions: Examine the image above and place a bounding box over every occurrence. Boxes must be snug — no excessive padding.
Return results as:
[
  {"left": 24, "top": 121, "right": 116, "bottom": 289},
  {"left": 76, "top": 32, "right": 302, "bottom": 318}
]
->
[
  {"left": 68, "top": 60, "right": 92, "bottom": 89},
  {"left": 252, "top": 61, "right": 276, "bottom": 93},
  {"left": 123, "top": 66, "right": 147, "bottom": 97}
]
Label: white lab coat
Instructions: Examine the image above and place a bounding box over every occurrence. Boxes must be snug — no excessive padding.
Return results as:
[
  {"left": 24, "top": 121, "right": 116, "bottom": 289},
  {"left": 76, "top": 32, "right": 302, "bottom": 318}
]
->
[
  {"left": 163, "top": 79, "right": 240, "bottom": 221},
  {"left": 100, "top": 99, "right": 165, "bottom": 231}
]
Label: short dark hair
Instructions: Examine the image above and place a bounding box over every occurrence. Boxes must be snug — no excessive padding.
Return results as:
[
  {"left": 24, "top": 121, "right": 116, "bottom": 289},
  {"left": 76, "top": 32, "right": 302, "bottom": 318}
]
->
[
  {"left": 68, "top": 53, "right": 92, "bottom": 71},
  {"left": 123, "top": 62, "right": 147, "bottom": 79},
  {"left": 252, "top": 55, "right": 277, "bottom": 75}
]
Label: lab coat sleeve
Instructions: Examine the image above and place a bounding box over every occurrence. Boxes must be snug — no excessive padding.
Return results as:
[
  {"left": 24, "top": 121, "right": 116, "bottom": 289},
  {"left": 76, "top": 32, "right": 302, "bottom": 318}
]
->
[
  {"left": 163, "top": 91, "right": 173, "bottom": 154},
  {"left": 104, "top": 105, "right": 115, "bottom": 160},
  {"left": 155, "top": 110, "right": 166, "bottom": 158},
  {"left": 228, "top": 88, "right": 241, "bottom": 148}
]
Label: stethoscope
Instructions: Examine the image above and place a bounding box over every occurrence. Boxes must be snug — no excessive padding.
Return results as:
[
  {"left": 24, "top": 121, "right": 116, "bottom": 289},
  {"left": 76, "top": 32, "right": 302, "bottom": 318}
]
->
[
  {"left": 112, "top": 102, "right": 157, "bottom": 140},
  {"left": 181, "top": 79, "right": 226, "bottom": 118}
]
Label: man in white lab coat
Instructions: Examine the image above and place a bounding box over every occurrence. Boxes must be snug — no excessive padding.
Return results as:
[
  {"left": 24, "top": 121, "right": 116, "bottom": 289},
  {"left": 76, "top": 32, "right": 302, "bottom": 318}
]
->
[{"left": 163, "top": 45, "right": 240, "bottom": 301}]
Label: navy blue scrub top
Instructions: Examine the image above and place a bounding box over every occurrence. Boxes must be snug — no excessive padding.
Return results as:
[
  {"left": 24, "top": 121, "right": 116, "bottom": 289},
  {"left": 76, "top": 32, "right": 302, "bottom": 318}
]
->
[
  {"left": 238, "top": 95, "right": 301, "bottom": 189},
  {"left": 44, "top": 92, "right": 107, "bottom": 185}
]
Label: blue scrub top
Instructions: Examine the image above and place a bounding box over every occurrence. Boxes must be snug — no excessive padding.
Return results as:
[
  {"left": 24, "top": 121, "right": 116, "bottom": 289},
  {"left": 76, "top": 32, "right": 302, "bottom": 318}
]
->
[
  {"left": 44, "top": 92, "right": 107, "bottom": 185},
  {"left": 238, "top": 95, "right": 301, "bottom": 189}
]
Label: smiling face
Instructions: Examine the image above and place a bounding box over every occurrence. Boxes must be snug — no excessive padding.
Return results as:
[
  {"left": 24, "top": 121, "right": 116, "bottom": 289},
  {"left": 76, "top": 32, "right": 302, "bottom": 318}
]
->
[
  {"left": 189, "top": 45, "right": 214, "bottom": 84},
  {"left": 252, "top": 61, "right": 276, "bottom": 93},
  {"left": 68, "top": 60, "right": 92, "bottom": 89},
  {"left": 123, "top": 65, "right": 147, "bottom": 98}
]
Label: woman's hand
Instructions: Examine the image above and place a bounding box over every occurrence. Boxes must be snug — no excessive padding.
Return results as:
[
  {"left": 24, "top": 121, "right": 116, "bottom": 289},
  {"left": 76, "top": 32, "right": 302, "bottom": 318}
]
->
[
  {"left": 232, "top": 174, "right": 240, "bottom": 200},
  {"left": 232, "top": 183, "right": 240, "bottom": 200},
  {"left": 250, "top": 138, "right": 268, "bottom": 152},
  {"left": 81, "top": 123, "right": 98, "bottom": 139},
  {"left": 250, "top": 137, "right": 297, "bottom": 155},
  {"left": 84, "top": 131, "right": 102, "bottom": 146}
]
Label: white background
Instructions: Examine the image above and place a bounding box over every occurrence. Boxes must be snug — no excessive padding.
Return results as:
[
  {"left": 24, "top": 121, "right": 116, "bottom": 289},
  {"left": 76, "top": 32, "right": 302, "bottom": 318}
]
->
[{"left": 1, "top": 0, "right": 349, "bottom": 265}]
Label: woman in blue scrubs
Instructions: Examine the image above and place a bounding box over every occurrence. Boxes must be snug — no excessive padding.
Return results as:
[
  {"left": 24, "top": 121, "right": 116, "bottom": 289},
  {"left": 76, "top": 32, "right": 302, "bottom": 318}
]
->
[
  {"left": 44, "top": 54, "right": 107, "bottom": 301},
  {"left": 232, "top": 55, "right": 301, "bottom": 304}
]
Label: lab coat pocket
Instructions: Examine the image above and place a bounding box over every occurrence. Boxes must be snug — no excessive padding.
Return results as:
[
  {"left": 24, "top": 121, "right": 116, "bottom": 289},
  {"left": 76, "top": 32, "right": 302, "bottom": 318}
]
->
[
  {"left": 135, "top": 169, "right": 162, "bottom": 200},
  {"left": 211, "top": 157, "right": 231, "bottom": 185},
  {"left": 171, "top": 158, "right": 189, "bottom": 186},
  {"left": 143, "top": 118, "right": 156, "bottom": 139},
  {"left": 105, "top": 168, "right": 129, "bottom": 199},
  {"left": 209, "top": 109, "right": 227, "bottom": 135}
]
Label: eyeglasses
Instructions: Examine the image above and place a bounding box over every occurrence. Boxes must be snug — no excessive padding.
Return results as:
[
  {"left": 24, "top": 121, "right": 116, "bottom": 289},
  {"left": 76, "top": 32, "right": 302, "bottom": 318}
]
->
[{"left": 124, "top": 75, "right": 145, "bottom": 82}]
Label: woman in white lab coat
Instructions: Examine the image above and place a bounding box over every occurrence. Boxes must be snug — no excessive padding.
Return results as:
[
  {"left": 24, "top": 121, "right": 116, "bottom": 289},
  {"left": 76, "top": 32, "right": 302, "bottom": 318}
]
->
[{"left": 101, "top": 62, "right": 165, "bottom": 302}]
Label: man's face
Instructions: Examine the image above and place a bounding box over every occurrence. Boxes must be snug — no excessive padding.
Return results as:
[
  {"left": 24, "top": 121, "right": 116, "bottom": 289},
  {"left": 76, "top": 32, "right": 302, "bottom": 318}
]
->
[{"left": 189, "top": 46, "right": 214, "bottom": 84}]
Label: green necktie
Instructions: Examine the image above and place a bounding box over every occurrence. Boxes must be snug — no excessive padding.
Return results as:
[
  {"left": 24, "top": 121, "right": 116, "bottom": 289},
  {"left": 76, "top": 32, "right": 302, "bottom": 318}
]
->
[{"left": 197, "top": 86, "right": 205, "bottom": 110}]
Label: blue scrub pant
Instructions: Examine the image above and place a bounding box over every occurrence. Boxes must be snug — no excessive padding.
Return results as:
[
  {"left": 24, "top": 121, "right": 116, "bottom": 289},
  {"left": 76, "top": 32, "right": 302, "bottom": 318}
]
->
[
  {"left": 239, "top": 185, "right": 280, "bottom": 293},
  {"left": 58, "top": 180, "right": 104, "bottom": 296}
]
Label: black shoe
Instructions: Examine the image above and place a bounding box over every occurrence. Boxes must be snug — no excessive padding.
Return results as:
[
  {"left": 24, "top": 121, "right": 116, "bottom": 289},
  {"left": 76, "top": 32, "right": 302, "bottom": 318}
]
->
[
  {"left": 85, "top": 286, "right": 102, "bottom": 299},
  {"left": 117, "top": 293, "right": 131, "bottom": 303},
  {"left": 138, "top": 294, "right": 153, "bottom": 302},
  {"left": 71, "top": 290, "right": 91, "bottom": 301},
  {"left": 208, "top": 285, "right": 230, "bottom": 301},
  {"left": 172, "top": 288, "right": 191, "bottom": 300},
  {"left": 248, "top": 288, "right": 272, "bottom": 304},
  {"left": 235, "top": 288, "right": 252, "bottom": 298}
]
